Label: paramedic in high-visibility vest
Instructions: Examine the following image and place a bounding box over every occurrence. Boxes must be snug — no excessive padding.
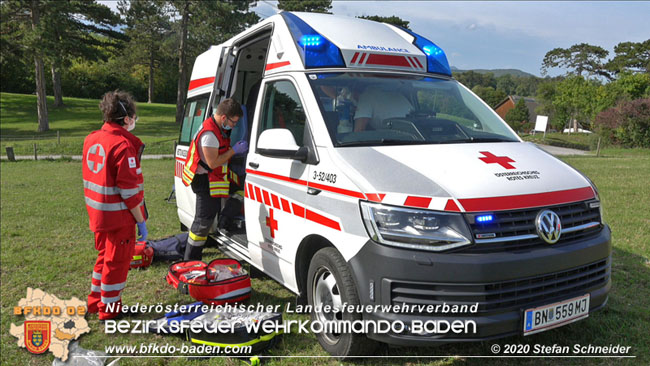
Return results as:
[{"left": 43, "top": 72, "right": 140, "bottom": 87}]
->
[
  {"left": 182, "top": 98, "right": 248, "bottom": 260},
  {"left": 82, "top": 90, "right": 148, "bottom": 321}
]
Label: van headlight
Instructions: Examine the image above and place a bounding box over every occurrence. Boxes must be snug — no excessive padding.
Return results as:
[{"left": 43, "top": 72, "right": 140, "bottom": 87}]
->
[{"left": 360, "top": 201, "right": 472, "bottom": 251}]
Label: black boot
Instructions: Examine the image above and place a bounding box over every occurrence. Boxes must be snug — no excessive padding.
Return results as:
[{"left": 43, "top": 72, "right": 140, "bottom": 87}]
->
[{"left": 184, "top": 244, "right": 204, "bottom": 261}]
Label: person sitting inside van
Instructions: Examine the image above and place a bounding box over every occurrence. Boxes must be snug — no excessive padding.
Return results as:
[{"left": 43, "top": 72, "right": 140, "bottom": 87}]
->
[{"left": 353, "top": 87, "right": 413, "bottom": 132}]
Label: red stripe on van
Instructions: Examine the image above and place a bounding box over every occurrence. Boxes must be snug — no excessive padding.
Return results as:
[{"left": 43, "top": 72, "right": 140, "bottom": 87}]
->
[
  {"left": 292, "top": 203, "right": 305, "bottom": 217},
  {"left": 413, "top": 57, "right": 424, "bottom": 69},
  {"left": 271, "top": 194, "right": 281, "bottom": 209},
  {"left": 280, "top": 198, "right": 291, "bottom": 213},
  {"left": 188, "top": 77, "right": 215, "bottom": 90},
  {"left": 444, "top": 199, "right": 462, "bottom": 212},
  {"left": 365, "top": 54, "right": 412, "bottom": 68},
  {"left": 366, "top": 193, "right": 385, "bottom": 202},
  {"left": 254, "top": 187, "right": 263, "bottom": 203},
  {"left": 358, "top": 53, "right": 368, "bottom": 64},
  {"left": 404, "top": 196, "right": 432, "bottom": 208},
  {"left": 306, "top": 210, "right": 341, "bottom": 231},
  {"left": 265, "top": 61, "right": 291, "bottom": 71},
  {"left": 262, "top": 190, "right": 271, "bottom": 206},
  {"left": 247, "top": 183, "right": 255, "bottom": 200},
  {"left": 458, "top": 187, "right": 595, "bottom": 212},
  {"left": 350, "top": 52, "right": 359, "bottom": 64},
  {"left": 245, "top": 169, "right": 366, "bottom": 199}
]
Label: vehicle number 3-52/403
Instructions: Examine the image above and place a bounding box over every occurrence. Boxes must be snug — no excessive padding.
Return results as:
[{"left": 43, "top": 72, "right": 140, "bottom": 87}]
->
[{"left": 312, "top": 171, "right": 337, "bottom": 184}]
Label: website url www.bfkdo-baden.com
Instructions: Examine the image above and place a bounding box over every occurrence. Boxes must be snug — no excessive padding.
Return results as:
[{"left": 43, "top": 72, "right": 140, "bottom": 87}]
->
[{"left": 104, "top": 343, "right": 252, "bottom": 356}]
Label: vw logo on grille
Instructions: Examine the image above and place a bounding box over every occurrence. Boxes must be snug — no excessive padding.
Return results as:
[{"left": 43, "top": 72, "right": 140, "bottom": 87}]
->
[{"left": 535, "top": 210, "right": 562, "bottom": 244}]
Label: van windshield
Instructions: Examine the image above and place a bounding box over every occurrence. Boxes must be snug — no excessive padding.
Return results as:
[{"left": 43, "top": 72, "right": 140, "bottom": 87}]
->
[{"left": 308, "top": 72, "right": 519, "bottom": 147}]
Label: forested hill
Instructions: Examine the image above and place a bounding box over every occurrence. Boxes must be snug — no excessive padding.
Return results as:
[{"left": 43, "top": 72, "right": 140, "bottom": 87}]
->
[{"left": 451, "top": 66, "right": 537, "bottom": 78}]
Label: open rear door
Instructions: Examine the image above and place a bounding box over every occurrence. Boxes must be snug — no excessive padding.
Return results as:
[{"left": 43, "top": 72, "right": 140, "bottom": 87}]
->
[{"left": 209, "top": 46, "right": 236, "bottom": 113}]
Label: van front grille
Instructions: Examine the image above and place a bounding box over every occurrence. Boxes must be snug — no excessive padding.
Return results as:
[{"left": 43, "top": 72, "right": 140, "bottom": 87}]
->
[
  {"left": 389, "top": 258, "right": 610, "bottom": 314},
  {"left": 459, "top": 200, "right": 602, "bottom": 253}
]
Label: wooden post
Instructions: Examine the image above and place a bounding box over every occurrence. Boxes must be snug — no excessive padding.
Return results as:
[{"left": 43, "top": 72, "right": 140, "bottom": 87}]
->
[
  {"left": 6, "top": 147, "right": 16, "bottom": 162},
  {"left": 596, "top": 137, "right": 601, "bottom": 157},
  {"left": 33, "top": 143, "right": 38, "bottom": 160},
  {"left": 57, "top": 130, "right": 60, "bottom": 145}
]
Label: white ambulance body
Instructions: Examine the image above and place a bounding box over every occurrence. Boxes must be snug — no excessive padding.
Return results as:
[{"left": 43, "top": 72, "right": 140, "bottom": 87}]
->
[{"left": 175, "top": 12, "right": 611, "bottom": 356}]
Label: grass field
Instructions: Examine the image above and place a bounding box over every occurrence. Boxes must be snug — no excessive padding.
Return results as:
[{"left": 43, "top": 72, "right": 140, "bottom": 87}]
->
[
  {"left": 1, "top": 148, "right": 648, "bottom": 365},
  {"left": 522, "top": 132, "right": 599, "bottom": 151},
  {"left": 1, "top": 93, "right": 179, "bottom": 155}
]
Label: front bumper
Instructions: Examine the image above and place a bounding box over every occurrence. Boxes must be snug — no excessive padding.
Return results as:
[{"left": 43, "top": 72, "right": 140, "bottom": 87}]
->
[{"left": 347, "top": 225, "right": 612, "bottom": 346}]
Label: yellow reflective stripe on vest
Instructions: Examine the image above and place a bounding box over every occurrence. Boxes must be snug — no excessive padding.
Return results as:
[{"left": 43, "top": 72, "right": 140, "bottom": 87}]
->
[{"left": 189, "top": 330, "right": 282, "bottom": 348}]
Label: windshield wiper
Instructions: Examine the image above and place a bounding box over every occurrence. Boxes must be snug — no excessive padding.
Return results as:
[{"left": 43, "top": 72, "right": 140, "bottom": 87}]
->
[
  {"left": 337, "top": 139, "right": 426, "bottom": 147},
  {"left": 440, "top": 137, "right": 517, "bottom": 144}
]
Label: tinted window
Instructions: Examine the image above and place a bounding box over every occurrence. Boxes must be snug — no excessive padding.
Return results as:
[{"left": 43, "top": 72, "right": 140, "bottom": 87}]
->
[{"left": 258, "top": 80, "right": 306, "bottom": 146}]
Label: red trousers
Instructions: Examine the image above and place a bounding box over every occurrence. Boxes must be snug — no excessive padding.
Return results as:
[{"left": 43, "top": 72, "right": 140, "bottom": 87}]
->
[{"left": 87, "top": 225, "right": 135, "bottom": 320}]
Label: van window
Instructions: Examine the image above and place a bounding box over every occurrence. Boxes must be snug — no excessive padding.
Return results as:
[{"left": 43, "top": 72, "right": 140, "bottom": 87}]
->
[
  {"left": 179, "top": 96, "right": 209, "bottom": 145},
  {"left": 308, "top": 73, "right": 519, "bottom": 147},
  {"left": 258, "top": 80, "right": 306, "bottom": 146}
]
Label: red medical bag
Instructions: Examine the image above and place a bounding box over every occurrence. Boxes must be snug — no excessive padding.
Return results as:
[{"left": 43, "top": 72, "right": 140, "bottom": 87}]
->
[
  {"left": 166, "top": 259, "right": 251, "bottom": 305},
  {"left": 130, "top": 241, "right": 154, "bottom": 269}
]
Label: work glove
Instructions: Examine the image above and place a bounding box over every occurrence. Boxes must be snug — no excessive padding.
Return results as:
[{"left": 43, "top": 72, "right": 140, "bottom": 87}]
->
[
  {"left": 137, "top": 221, "right": 148, "bottom": 242},
  {"left": 232, "top": 141, "right": 249, "bottom": 155}
]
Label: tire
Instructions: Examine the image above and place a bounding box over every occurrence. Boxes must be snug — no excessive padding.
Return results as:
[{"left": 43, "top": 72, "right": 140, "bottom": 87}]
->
[{"left": 306, "top": 247, "right": 378, "bottom": 358}]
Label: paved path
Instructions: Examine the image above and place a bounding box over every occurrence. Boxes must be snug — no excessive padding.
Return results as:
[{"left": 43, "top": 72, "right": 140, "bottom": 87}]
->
[
  {"left": 1, "top": 154, "right": 173, "bottom": 161},
  {"left": 535, "top": 144, "right": 589, "bottom": 156}
]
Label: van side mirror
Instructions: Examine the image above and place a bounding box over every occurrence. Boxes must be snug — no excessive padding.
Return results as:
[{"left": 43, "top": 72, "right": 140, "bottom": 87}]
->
[{"left": 257, "top": 129, "right": 309, "bottom": 163}]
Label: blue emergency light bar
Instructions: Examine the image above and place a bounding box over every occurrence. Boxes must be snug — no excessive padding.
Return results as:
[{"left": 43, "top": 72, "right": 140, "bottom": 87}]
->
[
  {"left": 475, "top": 214, "right": 494, "bottom": 223},
  {"left": 282, "top": 13, "right": 345, "bottom": 68},
  {"left": 401, "top": 28, "right": 451, "bottom": 76}
]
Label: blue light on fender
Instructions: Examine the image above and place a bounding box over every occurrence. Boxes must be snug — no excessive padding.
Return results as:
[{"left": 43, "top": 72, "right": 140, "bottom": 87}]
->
[
  {"left": 400, "top": 27, "right": 451, "bottom": 76},
  {"left": 475, "top": 214, "right": 494, "bottom": 223},
  {"left": 282, "top": 12, "right": 345, "bottom": 68}
]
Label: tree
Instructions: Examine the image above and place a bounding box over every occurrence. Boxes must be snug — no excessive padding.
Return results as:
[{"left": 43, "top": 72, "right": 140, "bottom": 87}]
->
[
  {"left": 454, "top": 70, "right": 497, "bottom": 89},
  {"left": 541, "top": 43, "right": 611, "bottom": 80},
  {"left": 553, "top": 76, "right": 600, "bottom": 131},
  {"left": 277, "top": 0, "right": 331, "bottom": 13},
  {"left": 1, "top": 0, "right": 50, "bottom": 131},
  {"left": 357, "top": 15, "right": 410, "bottom": 29},
  {"left": 42, "top": 1, "right": 124, "bottom": 107},
  {"left": 167, "top": 1, "right": 259, "bottom": 124},
  {"left": 606, "top": 40, "right": 650, "bottom": 75},
  {"left": 471, "top": 85, "right": 506, "bottom": 108},
  {"left": 119, "top": 0, "right": 172, "bottom": 103},
  {"left": 505, "top": 98, "right": 530, "bottom": 132}
]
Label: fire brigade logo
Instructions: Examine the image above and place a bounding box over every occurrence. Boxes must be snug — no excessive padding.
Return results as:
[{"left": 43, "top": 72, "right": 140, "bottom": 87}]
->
[
  {"left": 86, "top": 144, "right": 106, "bottom": 173},
  {"left": 24, "top": 321, "right": 51, "bottom": 354}
]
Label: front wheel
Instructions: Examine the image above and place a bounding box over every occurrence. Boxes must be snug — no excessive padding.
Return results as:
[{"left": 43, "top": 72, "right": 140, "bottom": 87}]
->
[{"left": 306, "top": 247, "right": 378, "bottom": 357}]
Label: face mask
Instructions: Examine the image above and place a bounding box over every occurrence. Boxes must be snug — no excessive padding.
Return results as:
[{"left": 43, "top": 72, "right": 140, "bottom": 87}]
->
[
  {"left": 127, "top": 117, "right": 136, "bottom": 131},
  {"left": 223, "top": 124, "right": 232, "bottom": 131}
]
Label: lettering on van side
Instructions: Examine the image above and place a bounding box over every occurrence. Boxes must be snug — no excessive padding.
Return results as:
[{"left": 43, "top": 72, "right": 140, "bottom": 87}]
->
[
  {"left": 312, "top": 171, "right": 337, "bottom": 184},
  {"left": 357, "top": 45, "right": 410, "bottom": 53},
  {"left": 494, "top": 170, "right": 541, "bottom": 181}
]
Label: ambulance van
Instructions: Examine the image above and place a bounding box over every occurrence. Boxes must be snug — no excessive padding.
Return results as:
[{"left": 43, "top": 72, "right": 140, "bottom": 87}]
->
[{"left": 175, "top": 12, "right": 611, "bottom": 356}]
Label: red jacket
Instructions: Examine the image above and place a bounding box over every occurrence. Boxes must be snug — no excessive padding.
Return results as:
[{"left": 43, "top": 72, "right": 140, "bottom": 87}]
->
[
  {"left": 181, "top": 116, "right": 231, "bottom": 197},
  {"left": 83, "top": 122, "right": 145, "bottom": 232}
]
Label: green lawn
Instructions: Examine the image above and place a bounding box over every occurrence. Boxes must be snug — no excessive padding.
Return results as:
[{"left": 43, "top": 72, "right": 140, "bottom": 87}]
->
[
  {"left": 1, "top": 150, "right": 648, "bottom": 366},
  {"left": 1, "top": 93, "right": 179, "bottom": 155},
  {"left": 522, "top": 132, "right": 600, "bottom": 151}
]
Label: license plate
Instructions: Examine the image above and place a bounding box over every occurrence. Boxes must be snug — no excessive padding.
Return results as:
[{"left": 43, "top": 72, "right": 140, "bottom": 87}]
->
[{"left": 523, "top": 294, "right": 590, "bottom": 335}]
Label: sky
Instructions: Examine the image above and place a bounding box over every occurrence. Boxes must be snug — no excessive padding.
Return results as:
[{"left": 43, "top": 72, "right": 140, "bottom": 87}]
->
[{"left": 101, "top": 1, "right": 650, "bottom": 76}]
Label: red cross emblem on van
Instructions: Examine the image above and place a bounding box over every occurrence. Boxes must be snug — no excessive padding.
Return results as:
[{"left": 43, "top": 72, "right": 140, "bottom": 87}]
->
[{"left": 479, "top": 151, "right": 516, "bottom": 170}]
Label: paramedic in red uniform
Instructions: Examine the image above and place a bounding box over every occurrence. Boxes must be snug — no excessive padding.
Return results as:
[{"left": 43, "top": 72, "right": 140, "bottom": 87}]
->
[
  {"left": 181, "top": 98, "right": 247, "bottom": 260},
  {"left": 83, "top": 90, "right": 147, "bottom": 320}
]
